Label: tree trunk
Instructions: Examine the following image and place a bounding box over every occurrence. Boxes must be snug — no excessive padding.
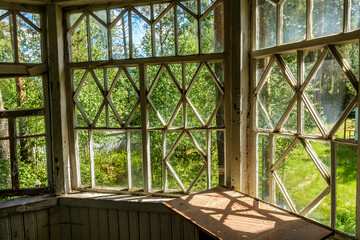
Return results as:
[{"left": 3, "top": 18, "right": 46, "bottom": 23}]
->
[{"left": 0, "top": 90, "right": 9, "bottom": 159}]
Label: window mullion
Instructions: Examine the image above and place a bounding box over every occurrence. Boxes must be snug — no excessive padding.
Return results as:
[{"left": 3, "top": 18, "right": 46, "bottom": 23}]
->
[
  {"left": 88, "top": 129, "right": 95, "bottom": 188},
  {"left": 12, "top": 12, "right": 19, "bottom": 63},
  {"left": 9, "top": 117, "right": 19, "bottom": 190},
  {"left": 86, "top": 13, "right": 92, "bottom": 61},
  {"left": 126, "top": 130, "right": 132, "bottom": 189},
  {"left": 297, "top": 50, "right": 304, "bottom": 135},
  {"left": 162, "top": 130, "right": 167, "bottom": 192},
  {"left": 269, "top": 134, "right": 275, "bottom": 204},
  {"left": 128, "top": 10, "right": 133, "bottom": 59},
  {"left": 343, "top": 0, "right": 351, "bottom": 32},
  {"left": 306, "top": 0, "right": 313, "bottom": 40},
  {"left": 276, "top": 2, "right": 283, "bottom": 46},
  {"left": 140, "top": 64, "right": 151, "bottom": 192},
  {"left": 330, "top": 142, "right": 337, "bottom": 229}
]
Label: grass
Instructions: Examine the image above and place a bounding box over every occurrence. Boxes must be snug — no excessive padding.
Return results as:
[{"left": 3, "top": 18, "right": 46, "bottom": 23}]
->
[{"left": 258, "top": 136, "right": 357, "bottom": 236}]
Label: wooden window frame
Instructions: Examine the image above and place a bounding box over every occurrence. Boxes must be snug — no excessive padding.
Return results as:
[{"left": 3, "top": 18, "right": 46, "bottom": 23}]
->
[
  {"left": 64, "top": 0, "right": 233, "bottom": 196},
  {"left": 251, "top": 0, "right": 360, "bottom": 237},
  {"left": 0, "top": 3, "right": 52, "bottom": 198}
]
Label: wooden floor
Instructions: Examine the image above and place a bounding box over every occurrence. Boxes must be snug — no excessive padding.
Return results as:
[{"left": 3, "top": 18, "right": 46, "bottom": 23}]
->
[{"left": 164, "top": 187, "right": 350, "bottom": 240}]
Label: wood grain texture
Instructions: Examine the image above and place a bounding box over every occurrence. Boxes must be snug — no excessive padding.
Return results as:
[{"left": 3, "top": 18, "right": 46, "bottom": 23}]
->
[{"left": 164, "top": 187, "right": 334, "bottom": 240}]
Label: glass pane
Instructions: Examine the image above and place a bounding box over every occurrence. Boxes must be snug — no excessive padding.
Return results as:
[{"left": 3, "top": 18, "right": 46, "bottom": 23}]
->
[
  {"left": 257, "top": 0, "right": 276, "bottom": 49},
  {"left": 0, "top": 77, "right": 43, "bottom": 110},
  {"left": 94, "top": 131, "right": 128, "bottom": 188},
  {"left": 188, "top": 66, "right": 222, "bottom": 125},
  {"left": 335, "top": 105, "right": 357, "bottom": 139},
  {"left": 275, "top": 142, "right": 328, "bottom": 212},
  {"left": 130, "top": 131, "right": 143, "bottom": 189},
  {"left": 17, "top": 116, "right": 45, "bottom": 137},
  {"left": 283, "top": 0, "right": 306, "bottom": 44},
  {"left": 109, "top": 70, "right": 138, "bottom": 125},
  {"left": 201, "top": 2, "right": 223, "bottom": 54},
  {"left": 178, "top": 6, "right": 198, "bottom": 55},
  {"left": 0, "top": 140, "right": 10, "bottom": 189},
  {"left": 336, "top": 144, "right": 356, "bottom": 235},
  {"left": 309, "top": 140, "right": 330, "bottom": 170},
  {"left": 282, "top": 53, "right": 297, "bottom": 81},
  {"left": 69, "top": 13, "right": 82, "bottom": 28},
  {"left": 181, "top": 0, "right": 198, "bottom": 14},
  {"left": 258, "top": 63, "right": 295, "bottom": 127},
  {"left": 111, "top": 12, "right": 129, "bottom": 59},
  {"left": 256, "top": 58, "right": 271, "bottom": 85},
  {"left": 336, "top": 43, "right": 359, "bottom": 80},
  {"left": 303, "top": 49, "right": 324, "bottom": 81},
  {"left": 258, "top": 134, "right": 269, "bottom": 201},
  {"left": 150, "top": 68, "right": 181, "bottom": 124},
  {"left": 134, "top": 6, "right": 151, "bottom": 20},
  {"left": 211, "top": 130, "right": 224, "bottom": 188},
  {"left": 274, "top": 135, "right": 294, "bottom": 161},
  {"left": 201, "top": 0, "right": 216, "bottom": 14},
  {"left": 154, "top": 3, "right": 170, "bottom": 19},
  {"left": 0, "top": 16, "right": 14, "bottom": 62},
  {"left": 207, "top": 62, "right": 224, "bottom": 86},
  {"left": 150, "top": 131, "right": 163, "bottom": 190},
  {"left": 90, "top": 16, "right": 108, "bottom": 61},
  {"left": 20, "top": 12, "right": 40, "bottom": 28},
  {"left": 18, "top": 137, "right": 47, "bottom": 188},
  {"left": 71, "top": 18, "right": 88, "bottom": 62},
  {"left": 155, "top": 7, "right": 175, "bottom": 56},
  {"left": 93, "top": 10, "right": 107, "bottom": 23},
  {"left": 78, "top": 130, "right": 90, "bottom": 186},
  {"left": 313, "top": 0, "right": 343, "bottom": 38},
  {"left": 282, "top": 103, "right": 297, "bottom": 132},
  {"left": 304, "top": 104, "right": 321, "bottom": 135},
  {"left": 76, "top": 72, "right": 103, "bottom": 124},
  {"left": 304, "top": 52, "right": 356, "bottom": 132},
  {"left": 132, "top": 12, "right": 151, "bottom": 58},
  {"left": 307, "top": 194, "right": 330, "bottom": 226},
  {"left": 351, "top": 0, "right": 360, "bottom": 30},
  {"left": 167, "top": 133, "right": 205, "bottom": 191},
  {"left": 17, "top": 15, "right": 41, "bottom": 63},
  {"left": 110, "top": 8, "right": 123, "bottom": 22}
]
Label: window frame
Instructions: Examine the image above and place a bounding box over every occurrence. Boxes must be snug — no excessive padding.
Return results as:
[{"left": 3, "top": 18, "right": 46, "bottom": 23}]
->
[
  {"left": 0, "top": 3, "right": 52, "bottom": 198},
  {"left": 251, "top": 0, "right": 360, "bottom": 237},
  {"left": 64, "top": 0, "right": 229, "bottom": 195}
]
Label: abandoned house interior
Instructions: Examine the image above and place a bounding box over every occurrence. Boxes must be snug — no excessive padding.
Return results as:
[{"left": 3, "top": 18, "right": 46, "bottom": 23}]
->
[{"left": 1, "top": 0, "right": 360, "bottom": 239}]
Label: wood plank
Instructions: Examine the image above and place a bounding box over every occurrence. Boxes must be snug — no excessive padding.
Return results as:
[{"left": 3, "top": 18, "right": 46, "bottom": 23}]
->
[
  {"left": 70, "top": 207, "right": 81, "bottom": 240},
  {"left": 128, "top": 211, "right": 139, "bottom": 240},
  {"left": 139, "top": 212, "right": 150, "bottom": 239},
  {"left": 171, "top": 214, "right": 182, "bottom": 240},
  {"left": 108, "top": 209, "right": 119, "bottom": 240},
  {"left": 79, "top": 207, "right": 90, "bottom": 240},
  {"left": 49, "top": 207, "right": 60, "bottom": 240},
  {"left": 24, "top": 211, "right": 37, "bottom": 240},
  {"left": 68, "top": 53, "right": 225, "bottom": 69},
  {"left": 36, "top": 209, "right": 49, "bottom": 240},
  {"left": 89, "top": 208, "right": 100, "bottom": 240},
  {"left": 10, "top": 214, "right": 24, "bottom": 240},
  {"left": 164, "top": 187, "right": 334, "bottom": 240},
  {"left": 0, "top": 217, "right": 11, "bottom": 240},
  {"left": 160, "top": 213, "right": 171, "bottom": 240},
  {"left": 118, "top": 210, "right": 129, "bottom": 240},
  {"left": 149, "top": 213, "right": 160, "bottom": 240},
  {"left": 59, "top": 206, "right": 71, "bottom": 239},
  {"left": 98, "top": 208, "right": 109, "bottom": 239},
  {"left": 183, "top": 219, "right": 195, "bottom": 240}
]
